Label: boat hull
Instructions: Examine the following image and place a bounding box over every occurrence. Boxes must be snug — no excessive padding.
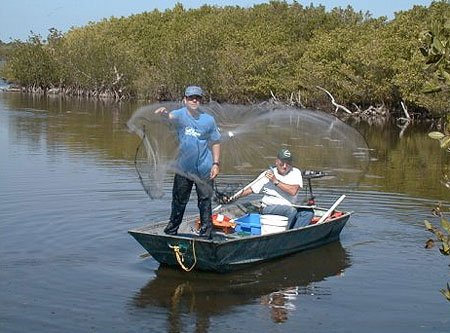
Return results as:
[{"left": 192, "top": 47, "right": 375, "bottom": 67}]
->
[{"left": 129, "top": 211, "right": 351, "bottom": 273}]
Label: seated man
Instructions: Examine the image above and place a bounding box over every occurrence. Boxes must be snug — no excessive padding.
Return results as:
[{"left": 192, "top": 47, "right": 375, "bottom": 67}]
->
[{"left": 227, "top": 148, "right": 313, "bottom": 229}]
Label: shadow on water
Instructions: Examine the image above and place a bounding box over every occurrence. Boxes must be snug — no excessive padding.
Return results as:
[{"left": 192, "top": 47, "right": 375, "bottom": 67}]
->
[{"left": 131, "top": 241, "right": 350, "bottom": 329}]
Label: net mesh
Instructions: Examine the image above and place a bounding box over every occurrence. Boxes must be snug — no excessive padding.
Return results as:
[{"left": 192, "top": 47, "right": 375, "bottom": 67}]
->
[{"left": 127, "top": 102, "right": 370, "bottom": 201}]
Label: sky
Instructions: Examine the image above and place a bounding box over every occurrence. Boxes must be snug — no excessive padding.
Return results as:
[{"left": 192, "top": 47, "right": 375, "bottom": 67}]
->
[{"left": 1, "top": 0, "right": 435, "bottom": 42}]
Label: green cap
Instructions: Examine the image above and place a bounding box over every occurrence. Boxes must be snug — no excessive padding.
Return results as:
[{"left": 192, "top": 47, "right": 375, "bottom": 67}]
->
[{"left": 277, "top": 148, "right": 293, "bottom": 162}]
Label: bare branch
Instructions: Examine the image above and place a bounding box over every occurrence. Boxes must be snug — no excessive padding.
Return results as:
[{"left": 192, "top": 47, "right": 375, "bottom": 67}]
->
[
  {"left": 316, "top": 86, "right": 352, "bottom": 114},
  {"left": 112, "top": 65, "right": 124, "bottom": 86},
  {"left": 352, "top": 103, "right": 362, "bottom": 113},
  {"left": 397, "top": 121, "right": 410, "bottom": 138},
  {"left": 270, "top": 90, "right": 278, "bottom": 100},
  {"left": 400, "top": 100, "right": 411, "bottom": 121},
  {"left": 396, "top": 101, "right": 412, "bottom": 138}
]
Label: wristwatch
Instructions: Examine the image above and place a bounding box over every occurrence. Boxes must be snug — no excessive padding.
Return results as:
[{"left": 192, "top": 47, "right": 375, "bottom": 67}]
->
[
  {"left": 213, "top": 162, "right": 220, "bottom": 167},
  {"left": 274, "top": 180, "right": 280, "bottom": 186}
]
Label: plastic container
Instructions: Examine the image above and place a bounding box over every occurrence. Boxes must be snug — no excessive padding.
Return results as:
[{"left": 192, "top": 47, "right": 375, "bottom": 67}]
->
[
  {"left": 235, "top": 213, "right": 261, "bottom": 225},
  {"left": 260, "top": 214, "right": 289, "bottom": 235},
  {"left": 235, "top": 213, "right": 261, "bottom": 235}
]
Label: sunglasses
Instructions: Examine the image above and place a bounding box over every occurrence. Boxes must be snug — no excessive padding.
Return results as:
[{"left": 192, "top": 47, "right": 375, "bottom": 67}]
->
[{"left": 186, "top": 95, "right": 202, "bottom": 102}]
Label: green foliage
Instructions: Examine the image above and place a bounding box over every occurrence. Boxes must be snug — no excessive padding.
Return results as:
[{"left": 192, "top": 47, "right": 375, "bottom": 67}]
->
[
  {"left": 1, "top": 0, "right": 449, "bottom": 114},
  {"left": 1, "top": 33, "right": 62, "bottom": 87},
  {"left": 429, "top": 131, "right": 450, "bottom": 150},
  {"left": 59, "top": 20, "right": 139, "bottom": 94},
  {"left": 413, "top": 1, "right": 450, "bottom": 116},
  {"left": 0, "top": 40, "right": 16, "bottom": 59},
  {"left": 420, "top": 13, "right": 450, "bottom": 93},
  {"left": 441, "top": 283, "right": 450, "bottom": 301},
  {"left": 424, "top": 206, "right": 450, "bottom": 258},
  {"left": 425, "top": 114, "right": 450, "bottom": 304}
]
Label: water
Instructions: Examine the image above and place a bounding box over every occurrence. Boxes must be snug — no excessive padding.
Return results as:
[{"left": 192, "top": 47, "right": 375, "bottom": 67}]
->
[{"left": 1, "top": 92, "right": 449, "bottom": 332}]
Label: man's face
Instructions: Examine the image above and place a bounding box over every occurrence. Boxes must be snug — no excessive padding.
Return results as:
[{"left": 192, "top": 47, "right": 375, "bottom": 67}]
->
[
  {"left": 275, "top": 158, "right": 292, "bottom": 175},
  {"left": 184, "top": 95, "right": 202, "bottom": 111}
]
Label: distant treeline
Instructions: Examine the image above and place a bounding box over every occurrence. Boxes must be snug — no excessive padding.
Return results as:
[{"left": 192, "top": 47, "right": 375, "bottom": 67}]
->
[
  {"left": 0, "top": 40, "right": 14, "bottom": 60},
  {"left": 0, "top": 1, "right": 449, "bottom": 118}
]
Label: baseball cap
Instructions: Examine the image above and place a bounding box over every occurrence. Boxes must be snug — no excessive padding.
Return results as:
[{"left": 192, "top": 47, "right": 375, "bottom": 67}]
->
[
  {"left": 277, "top": 148, "right": 293, "bottom": 162},
  {"left": 185, "top": 86, "right": 203, "bottom": 97}
]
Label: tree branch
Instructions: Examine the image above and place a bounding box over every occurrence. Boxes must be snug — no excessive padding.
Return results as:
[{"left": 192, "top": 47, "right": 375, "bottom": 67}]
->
[{"left": 316, "top": 86, "right": 352, "bottom": 114}]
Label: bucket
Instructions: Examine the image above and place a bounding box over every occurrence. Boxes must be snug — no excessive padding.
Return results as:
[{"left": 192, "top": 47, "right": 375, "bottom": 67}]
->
[{"left": 260, "top": 214, "right": 289, "bottom": 235}]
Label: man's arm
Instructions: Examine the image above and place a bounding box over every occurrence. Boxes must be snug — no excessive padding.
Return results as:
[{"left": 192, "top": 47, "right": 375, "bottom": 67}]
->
[
  {"left": 234, "top": 187, "right": 253, "bottom": 200},
  {"left": 265, "top": 170, "right": 300, "bottom": 196},
  {"left": 224, "top": 186, "right": 253, "bottom": 204},
  {"left": 210, "top": 142, "right": 220, "bottom": 179},
  {"left": 272, "top": 181, "right": 300, "bottom": 196}
]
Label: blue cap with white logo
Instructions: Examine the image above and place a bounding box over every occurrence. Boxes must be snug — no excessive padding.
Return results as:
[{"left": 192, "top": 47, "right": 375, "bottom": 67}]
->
[{"left": 185, "top": 86, "right": 203, "bottom": 97}]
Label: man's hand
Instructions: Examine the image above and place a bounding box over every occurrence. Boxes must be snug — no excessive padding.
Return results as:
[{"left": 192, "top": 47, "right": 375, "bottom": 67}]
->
[
  {"left": 210, "top": 164, "right": 219, "bottom": 179},
  {"left": 155, "top": 106, "right": 167, "bottom": 114},
  {"left": 222, "top": 195, "right": 235, "bottom": 204},
  {"left": 154, "top": 106, "right": 167, "bottom": 114},
  {"left": 155, "top": 107, "right": 173, "bottom": 119},
  {"left": 265, "top": 169, "right": 277, "bottom": 183}
]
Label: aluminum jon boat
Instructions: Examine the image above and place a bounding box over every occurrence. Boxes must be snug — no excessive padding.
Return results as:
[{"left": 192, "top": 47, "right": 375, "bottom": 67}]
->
[{"left": 129, "top": 195, "right": 351, "bottom": 273}]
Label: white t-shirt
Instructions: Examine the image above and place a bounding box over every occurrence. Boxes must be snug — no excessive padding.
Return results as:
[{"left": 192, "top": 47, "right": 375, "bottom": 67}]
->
[{"left": 251, "top": 167, "right": 303, "bottom": 206}]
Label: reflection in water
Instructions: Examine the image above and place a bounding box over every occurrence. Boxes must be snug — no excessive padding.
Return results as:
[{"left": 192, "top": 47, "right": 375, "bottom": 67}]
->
[
  {"left": 261, "top": 287, "right": 299, "bottom": 323},
  {"left": 132, "top": 241, "right": 350, "bottom": 329}
]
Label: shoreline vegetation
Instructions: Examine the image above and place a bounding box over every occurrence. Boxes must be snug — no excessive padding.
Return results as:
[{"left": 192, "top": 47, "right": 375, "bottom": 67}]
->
[{"left": 0, "top": 1, "right": 449, "bottom": 123}]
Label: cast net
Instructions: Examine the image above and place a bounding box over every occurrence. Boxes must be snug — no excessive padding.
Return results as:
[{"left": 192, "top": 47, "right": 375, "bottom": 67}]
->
[{"left": 127, "top": 102, "right": 370, "bottom": 202}]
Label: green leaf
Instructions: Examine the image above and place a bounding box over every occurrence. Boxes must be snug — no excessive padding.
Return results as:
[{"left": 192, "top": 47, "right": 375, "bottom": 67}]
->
[
  {"left": 442, "top": 70, "right": 450, "bottom": 84},
  {"left": 424, "top": 220, "right": 434, "bottom": 231},
  {"left": 442, "top": 217, "right": 450, "bottom": 234},
  {"left": 440, "top": 286, "right": 450, "bottom": 301},
  {"left": 432, "top": 38, "right": 445, "bottom": 53},
  {"left": 440, "top": 242, "right": 450, "bottom": 255},
  {"left": 444, "top": 19, "right": 450, "bottom": 30},
  {"left": 428, "top": 131, "right": 445, "bottom": 140},
  {"left": 423, "top": 83, "right": 442, "bottom": 94},
  {"left": 440, "top": 136, "right": 450, "bottom": 150}
]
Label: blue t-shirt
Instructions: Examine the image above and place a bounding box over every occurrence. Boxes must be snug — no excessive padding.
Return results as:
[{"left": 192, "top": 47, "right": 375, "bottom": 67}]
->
[{"left": 170, "top": 107, "right": 221, "bottom": 178}]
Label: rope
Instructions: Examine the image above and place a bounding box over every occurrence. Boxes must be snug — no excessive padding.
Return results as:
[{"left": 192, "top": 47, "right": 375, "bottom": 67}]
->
[{"left": 169, "top": 240, "right": 197, "bottom": 272}]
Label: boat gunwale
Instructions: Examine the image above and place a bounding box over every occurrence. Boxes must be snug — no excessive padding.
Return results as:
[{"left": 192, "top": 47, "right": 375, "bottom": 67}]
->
[{"left": 128, "top": 209, "right": 353, "bottom": 245}]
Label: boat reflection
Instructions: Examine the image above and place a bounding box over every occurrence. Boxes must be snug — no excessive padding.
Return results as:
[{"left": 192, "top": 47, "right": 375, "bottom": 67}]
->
[{"left": 132, "top": 241, "right": 350, "bottom": 328}]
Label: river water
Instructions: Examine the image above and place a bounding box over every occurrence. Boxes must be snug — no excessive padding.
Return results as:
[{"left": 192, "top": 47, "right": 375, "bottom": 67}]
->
[{"left": 1, "top": 92, "right": 449, "bottom": 332}]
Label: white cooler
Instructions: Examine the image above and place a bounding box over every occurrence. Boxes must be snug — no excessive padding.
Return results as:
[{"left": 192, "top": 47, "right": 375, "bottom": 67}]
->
[{"left": 260, "top": 214, "right": 289, "bottom": 235}]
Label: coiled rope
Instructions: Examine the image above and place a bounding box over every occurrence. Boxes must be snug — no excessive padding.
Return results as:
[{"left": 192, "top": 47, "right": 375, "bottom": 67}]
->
[{"left": 168, "top": 240, "right": 197, "bottom": 272}]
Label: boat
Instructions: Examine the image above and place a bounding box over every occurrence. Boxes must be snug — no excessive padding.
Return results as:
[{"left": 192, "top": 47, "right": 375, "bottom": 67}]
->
[
  {"left": 129, "top": 203, "right": 350, "bottom": 273},
  {"left": 128, "top": 170, "right": 352, "bottom": 273},
  {"left": 129, "top": 171, "right": 351, "bottom": 273}
]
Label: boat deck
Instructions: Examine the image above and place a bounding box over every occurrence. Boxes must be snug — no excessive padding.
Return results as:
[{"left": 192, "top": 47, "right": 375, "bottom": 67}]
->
[{"left": 130, "top": 201, "right": 330, "bottom": 242}]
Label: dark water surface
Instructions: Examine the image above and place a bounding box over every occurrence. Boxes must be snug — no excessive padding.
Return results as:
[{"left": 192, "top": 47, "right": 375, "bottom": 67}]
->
[{"left": 1, "top": 93, "right": 450, "bottom": 333}]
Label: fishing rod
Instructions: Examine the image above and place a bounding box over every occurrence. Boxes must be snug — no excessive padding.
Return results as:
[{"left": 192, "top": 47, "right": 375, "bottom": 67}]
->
[
  {"left": 214, "top": 166, "right": 274, "bottom": 206},
  {"left": 229, "top": 170, "right": 268, "bottom": 201},
  {"left": 301, "top": 170, "right": 329, "bottom": 205}
]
